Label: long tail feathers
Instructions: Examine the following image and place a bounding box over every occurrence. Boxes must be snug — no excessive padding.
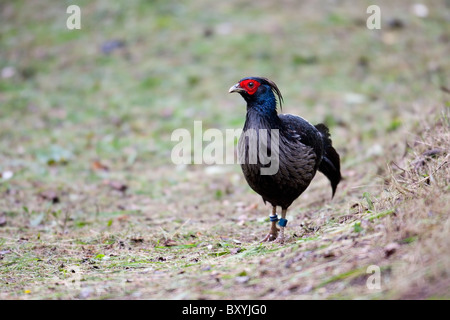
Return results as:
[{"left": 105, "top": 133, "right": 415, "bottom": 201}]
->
[{"left": 315, "top": 124, "right": 341, "bottom": 198}]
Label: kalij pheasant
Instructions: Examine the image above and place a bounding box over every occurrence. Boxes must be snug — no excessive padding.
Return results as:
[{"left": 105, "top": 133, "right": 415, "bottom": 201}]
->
[{"left": 229, "top": 77, "right": 341, "bottom": 243}]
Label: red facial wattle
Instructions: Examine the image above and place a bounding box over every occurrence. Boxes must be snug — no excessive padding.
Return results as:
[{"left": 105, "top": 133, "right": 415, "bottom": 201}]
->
[{"left": 239, "top": 79, "right": 261, "bottom": 95}]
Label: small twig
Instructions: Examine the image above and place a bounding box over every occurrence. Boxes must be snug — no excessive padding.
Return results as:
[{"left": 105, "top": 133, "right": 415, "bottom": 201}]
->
[
  {"left": 410, "top": 157, "right": 449, "bottom": 186},
  {"left": 350, "top": 185, "right": 384, "bottom": 189},
  {"left": 170, "top": 219, "right": 191, "bottom": 238},
  {"left": 11, "top": 249, "right": 23, "bottom": 257},
  {"left": 387, "top": 163, "right": 414, "bottom": 195},
  {"left": 391, "top": 161, "right": 406, "bottom": 172}
]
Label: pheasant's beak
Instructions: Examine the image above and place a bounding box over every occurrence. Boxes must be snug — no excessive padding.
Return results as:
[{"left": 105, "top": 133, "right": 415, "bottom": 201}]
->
[{"left": 229, "top": 83, "right": 245, "bottom": 94}]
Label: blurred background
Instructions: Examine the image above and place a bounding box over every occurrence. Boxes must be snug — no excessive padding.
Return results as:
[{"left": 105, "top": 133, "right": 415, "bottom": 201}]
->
[
  {"left": 1, "top": 0, "right": 448, "bottom": 193},
  {"left": 0, "top": 0, "right": 449, "bottom": 299}
]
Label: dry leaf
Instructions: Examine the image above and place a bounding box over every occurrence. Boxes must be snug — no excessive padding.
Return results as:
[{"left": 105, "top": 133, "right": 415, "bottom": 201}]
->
[{"left": 92, "top": 160, "right": 109, "bottom": 171}]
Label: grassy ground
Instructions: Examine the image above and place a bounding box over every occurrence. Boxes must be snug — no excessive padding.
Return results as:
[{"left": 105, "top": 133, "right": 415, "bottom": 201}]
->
[{"left": 0, "top": 0, "right": 449, "bottom": 299}]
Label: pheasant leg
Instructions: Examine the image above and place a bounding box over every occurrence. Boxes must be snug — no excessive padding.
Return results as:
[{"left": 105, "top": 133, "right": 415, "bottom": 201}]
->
[
  {"left": 261, "top": 206, "right": 279, "bottom": 242},
  {"left": 274, "top": 208, "right": 288, "bottom": 243}
]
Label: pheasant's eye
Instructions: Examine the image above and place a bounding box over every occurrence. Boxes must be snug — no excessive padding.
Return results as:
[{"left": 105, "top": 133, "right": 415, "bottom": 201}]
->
[{"left": 239, "top": 79, "right": 260, "bottom": 95}]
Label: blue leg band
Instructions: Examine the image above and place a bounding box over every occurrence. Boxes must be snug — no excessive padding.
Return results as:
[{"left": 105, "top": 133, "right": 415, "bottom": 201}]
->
[
  {"left": 269, "top": 214, "right": 278, "bottom": 222},
  {"left": 278, "top": 218, "right": 288, "bottom": 227}
]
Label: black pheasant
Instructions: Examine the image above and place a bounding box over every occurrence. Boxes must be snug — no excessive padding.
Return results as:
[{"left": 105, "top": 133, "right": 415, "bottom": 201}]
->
[{"left": 229, "top": 77, "right": 341, "bottom": 243}]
